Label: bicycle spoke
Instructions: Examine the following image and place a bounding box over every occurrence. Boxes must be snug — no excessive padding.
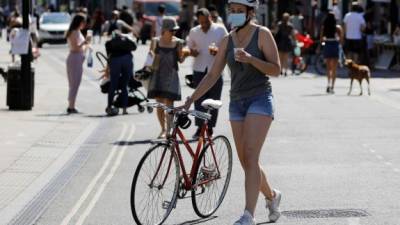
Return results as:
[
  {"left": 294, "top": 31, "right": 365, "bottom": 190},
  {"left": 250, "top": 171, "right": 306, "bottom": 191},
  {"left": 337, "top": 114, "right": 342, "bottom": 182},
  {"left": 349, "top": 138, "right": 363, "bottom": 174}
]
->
[
  {"left": 131, "top": 144, "right": 179, "bottom": 225},
  {"left": 192, "top": 136, "right": 233, "bottom": 218}
]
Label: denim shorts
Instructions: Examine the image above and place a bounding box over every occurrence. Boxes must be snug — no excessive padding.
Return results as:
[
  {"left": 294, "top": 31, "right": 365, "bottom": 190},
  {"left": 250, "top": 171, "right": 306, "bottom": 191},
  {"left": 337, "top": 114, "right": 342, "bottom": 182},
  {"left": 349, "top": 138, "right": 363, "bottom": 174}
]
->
[{"left": 229, "top": 92, "right": 275, "bottom": 121}]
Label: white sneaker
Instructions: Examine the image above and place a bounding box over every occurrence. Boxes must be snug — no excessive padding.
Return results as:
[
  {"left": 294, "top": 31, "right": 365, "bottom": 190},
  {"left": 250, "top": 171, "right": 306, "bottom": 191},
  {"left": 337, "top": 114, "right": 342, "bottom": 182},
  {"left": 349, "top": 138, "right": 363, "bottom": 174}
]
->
[
  {"left": 266, "top": 189, "right": 282, "bottom": 223},
  {"left": 233, "top": 210, "right": 256, "bottom": 225}
]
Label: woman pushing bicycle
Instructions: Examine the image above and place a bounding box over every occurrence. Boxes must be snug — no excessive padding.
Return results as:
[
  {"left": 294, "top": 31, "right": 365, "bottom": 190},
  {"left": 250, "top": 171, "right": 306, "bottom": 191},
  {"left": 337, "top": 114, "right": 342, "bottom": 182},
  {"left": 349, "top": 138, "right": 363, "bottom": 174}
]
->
[{"left": 180, "top": 0, "right": 282, "bottom": 224}]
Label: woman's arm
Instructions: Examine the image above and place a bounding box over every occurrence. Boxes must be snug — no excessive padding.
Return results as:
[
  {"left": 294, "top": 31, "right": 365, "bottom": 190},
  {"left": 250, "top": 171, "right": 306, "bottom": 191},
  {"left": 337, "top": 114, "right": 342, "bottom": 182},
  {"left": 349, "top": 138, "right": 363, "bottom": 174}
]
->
[
  {"left": 185, "top": 35, "right": 229, "bottom": 106},
  {"left": 176, "top": 39, "right": 185, "bottom": 63},
  {"left": 336, "top": 25, "right": 344, "bottom": 45},
  {"left": 236, "top": 27, "right": 280, "bottom": 76},
  {"left": 320, "top": 25, "right": 325, "bottom": 43},
  {"left": 149, "top": 38, "right": 156, "bottom": 55}
]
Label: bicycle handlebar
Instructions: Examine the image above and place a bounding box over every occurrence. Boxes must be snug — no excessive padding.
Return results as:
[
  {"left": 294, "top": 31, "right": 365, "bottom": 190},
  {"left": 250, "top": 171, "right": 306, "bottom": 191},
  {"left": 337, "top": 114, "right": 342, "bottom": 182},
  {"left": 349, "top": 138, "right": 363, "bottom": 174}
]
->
[{"left": 146, "top": 102, "right": 212, "bottom": 121}]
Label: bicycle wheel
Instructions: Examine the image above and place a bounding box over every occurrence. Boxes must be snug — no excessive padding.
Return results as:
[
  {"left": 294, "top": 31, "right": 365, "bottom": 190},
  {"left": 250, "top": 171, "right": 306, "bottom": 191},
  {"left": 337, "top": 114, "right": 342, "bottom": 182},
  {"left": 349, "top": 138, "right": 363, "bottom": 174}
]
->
[
  {"left": 131, "top": 143, "right": 180, "bottom": 225},
  {"left": 191, "top": 135, "right": 233, "bottom": 218},
  {"left": 315, "top": 53, "right": 327, "bottom": 75}
]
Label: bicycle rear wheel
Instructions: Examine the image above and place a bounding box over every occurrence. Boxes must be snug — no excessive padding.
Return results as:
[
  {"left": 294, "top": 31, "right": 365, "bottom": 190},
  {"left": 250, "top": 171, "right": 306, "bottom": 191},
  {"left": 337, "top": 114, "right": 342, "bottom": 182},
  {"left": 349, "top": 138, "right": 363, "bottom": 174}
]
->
[
  {"left": 131, "top": 143, "right": 180, "bottom": 225},
  {"left": 315, "top": 53, "right": 327, "bottom": 75},
  {"left": 191, "top": 135, "right": 233, "bottom": 218}
]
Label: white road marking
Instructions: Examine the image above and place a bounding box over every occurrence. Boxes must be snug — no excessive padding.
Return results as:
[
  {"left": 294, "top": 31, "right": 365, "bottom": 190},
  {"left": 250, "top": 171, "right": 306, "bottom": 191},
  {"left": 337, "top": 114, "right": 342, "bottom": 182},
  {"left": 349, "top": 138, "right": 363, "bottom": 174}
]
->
[
  {"left": 75, "top": 124, "right": 136, "bottom": 225},
  {"left": 369, "top": 149, "right": 375, "bottom": 153},
  {"left": 394, "top": 168, "right": 400, "bottom": 173},
  {"left": 60, "top": 124, "right": 128, "bottom": 225},
  {"left": 385, "top": 162, "right": 392, "bottom": 167}
]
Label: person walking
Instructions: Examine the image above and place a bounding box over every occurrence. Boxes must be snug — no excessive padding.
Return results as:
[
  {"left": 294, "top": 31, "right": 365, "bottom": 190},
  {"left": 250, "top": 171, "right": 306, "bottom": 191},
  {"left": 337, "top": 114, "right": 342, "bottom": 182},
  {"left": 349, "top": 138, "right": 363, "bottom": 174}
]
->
[
  {"left": 148, "top": 17, "right": 185, "bottom": 139},
  {"left": 320, "top": 11, "right": 343, "bottom": 94},
  {"left": 275, "top": 12, "right": 295, "bottom": 76},
  {"left": 177, "top": 2, "right": 191, "bottom": 40},
  {"left": 91, "top": 8, "right": 105, "bottom": 44},
  {"left": 186, "top": 8, "right": 228, "bottom": 139},
  {"left": 290, "top": 9, "right": 304, "bottom": 34},
  {"left": 343, "top": 2, "right": 365, "bottom": 64},
  {"left": 180, "top": 0, "right": 282, "bottom": 224},
  {"left": 119, "top": 5, "right": 135, "bottom": 34},
  {"left": 65, "top": 14, "right": 90, "bottom": 114},
  {"left": 208, "top": 4, "right": 224, "bottom": 25},
  {"left": 153, "top": 4, "right": 166, "bottom": 38},
  {"left": 103, "top": 10, "right": 135, "bottom": 37}
]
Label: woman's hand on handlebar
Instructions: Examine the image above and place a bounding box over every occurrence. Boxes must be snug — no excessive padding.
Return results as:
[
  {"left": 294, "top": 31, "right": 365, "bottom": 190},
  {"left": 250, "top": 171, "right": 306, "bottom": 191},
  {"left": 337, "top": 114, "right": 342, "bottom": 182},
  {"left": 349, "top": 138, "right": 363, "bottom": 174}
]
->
[{"left": 176, "top": 96, "right": 194, "bottom": 112}]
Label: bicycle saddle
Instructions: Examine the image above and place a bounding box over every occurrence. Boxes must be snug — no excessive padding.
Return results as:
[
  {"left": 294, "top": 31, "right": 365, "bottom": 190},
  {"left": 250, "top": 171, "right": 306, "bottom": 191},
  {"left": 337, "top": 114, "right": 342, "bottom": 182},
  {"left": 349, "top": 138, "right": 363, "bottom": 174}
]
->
[{"left": 201, "top": 99, "right": 223, "bottom": 110}]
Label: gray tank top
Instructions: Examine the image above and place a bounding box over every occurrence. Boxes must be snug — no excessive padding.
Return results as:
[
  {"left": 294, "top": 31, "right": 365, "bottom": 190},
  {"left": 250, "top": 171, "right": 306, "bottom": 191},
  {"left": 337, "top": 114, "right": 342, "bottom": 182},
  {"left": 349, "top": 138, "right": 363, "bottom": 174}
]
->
[{"left": 226, "top": 27, "right": 272, "bottom": 101}]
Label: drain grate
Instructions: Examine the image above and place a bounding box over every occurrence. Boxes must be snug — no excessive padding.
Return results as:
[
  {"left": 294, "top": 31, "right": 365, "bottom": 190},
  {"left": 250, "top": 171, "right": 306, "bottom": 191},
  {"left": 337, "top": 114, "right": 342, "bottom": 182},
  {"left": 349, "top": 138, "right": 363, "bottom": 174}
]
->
[{"left": 282, "top": 209, "right": 370, "bottom": 219}]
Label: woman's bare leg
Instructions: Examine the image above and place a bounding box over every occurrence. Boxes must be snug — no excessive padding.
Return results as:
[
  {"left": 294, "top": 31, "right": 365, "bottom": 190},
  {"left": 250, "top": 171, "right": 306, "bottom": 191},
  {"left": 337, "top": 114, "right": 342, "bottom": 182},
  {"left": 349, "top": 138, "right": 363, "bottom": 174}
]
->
[
  {"left": 230, "top": 114, "right": 273, "bottom": 215},
  {"left": 331, "top": 59, "right": 338, "bottom": 90},
  {"left": 155, "top": 97, "right": 166, "bottom": 135}
]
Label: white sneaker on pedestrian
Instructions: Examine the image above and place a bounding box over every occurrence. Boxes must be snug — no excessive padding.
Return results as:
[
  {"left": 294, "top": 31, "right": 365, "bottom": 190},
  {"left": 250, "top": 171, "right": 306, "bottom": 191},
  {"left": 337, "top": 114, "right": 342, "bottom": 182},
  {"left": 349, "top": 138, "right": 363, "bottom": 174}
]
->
[
  {"left": 233, "top": 210, "right": 256, "bottom": 225},
  {"left": 266, "top": 189, "right": 282, "bottom": 223}
]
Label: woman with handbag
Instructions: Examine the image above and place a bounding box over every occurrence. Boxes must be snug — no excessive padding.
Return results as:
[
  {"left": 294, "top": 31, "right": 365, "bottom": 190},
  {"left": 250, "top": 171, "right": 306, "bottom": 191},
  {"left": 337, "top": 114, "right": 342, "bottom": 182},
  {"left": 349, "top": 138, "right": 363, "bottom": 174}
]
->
[{"left": 147, "top": 17, "right": 185, "bottom": 139}]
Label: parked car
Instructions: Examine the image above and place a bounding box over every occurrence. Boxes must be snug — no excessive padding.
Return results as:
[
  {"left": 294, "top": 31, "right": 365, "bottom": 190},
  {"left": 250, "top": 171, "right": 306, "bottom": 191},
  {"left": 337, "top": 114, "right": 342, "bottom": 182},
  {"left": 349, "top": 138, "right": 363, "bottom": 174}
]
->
[
  {"left": 134, "top": 0, "right": 181, "bottom": 44},
  {"left": 38, "top": 12, "right": 71, "bottom": 47}
]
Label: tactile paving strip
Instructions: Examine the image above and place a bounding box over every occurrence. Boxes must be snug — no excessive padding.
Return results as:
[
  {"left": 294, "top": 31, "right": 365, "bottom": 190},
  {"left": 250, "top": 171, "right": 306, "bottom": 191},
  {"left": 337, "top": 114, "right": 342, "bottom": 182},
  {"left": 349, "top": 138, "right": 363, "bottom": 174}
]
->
[{"left": 7, "top": 121, "right": 108, "bottom": 225}]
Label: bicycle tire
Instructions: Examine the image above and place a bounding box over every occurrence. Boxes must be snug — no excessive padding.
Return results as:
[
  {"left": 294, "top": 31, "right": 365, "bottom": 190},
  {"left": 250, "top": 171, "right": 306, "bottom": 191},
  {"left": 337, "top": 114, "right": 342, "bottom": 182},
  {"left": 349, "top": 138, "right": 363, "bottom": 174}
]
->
[
  {"left": 315, "top": 53, "right": 327, "bottom": 75},
  {"left": 191, "top": 135, "right": 233, "bottom": 218},
  {"left": 131, "top": 143, "right": 180, "bottom": 225}
]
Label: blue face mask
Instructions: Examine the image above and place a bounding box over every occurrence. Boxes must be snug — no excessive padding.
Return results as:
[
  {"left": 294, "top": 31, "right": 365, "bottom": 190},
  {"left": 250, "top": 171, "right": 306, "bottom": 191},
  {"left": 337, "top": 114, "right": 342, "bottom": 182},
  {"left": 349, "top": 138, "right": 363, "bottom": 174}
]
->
[{"left": 228, "top": 13, "right": 247, "bottom": 27}]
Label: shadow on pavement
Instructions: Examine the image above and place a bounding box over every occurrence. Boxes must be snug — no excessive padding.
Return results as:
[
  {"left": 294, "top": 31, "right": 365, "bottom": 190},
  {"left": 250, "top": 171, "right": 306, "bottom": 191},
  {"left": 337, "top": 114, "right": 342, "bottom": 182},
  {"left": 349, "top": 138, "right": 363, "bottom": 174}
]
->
[
  {"left": 84, "top": 114, "right": 108, "bottom": 118},
  {"left": 113, "top": 138, "right": 198, "bottom": 146},
  {"left": 257, "top": 221, "right": 275, "bottom": 224},
  {"left": 36, "top": 113, "right": 70, "bottom": 117},
  {"left": 114, "top": 139, "right": 155, "bottom": 146},
  {"left": 389, "top": 88, "right": 400, "bottom": 92},
  {"left": 301, "top": 93, "right": 330, "bottom": 97},
  {"left": 175, "top": 216, "right": 218, "bottom": 225}
]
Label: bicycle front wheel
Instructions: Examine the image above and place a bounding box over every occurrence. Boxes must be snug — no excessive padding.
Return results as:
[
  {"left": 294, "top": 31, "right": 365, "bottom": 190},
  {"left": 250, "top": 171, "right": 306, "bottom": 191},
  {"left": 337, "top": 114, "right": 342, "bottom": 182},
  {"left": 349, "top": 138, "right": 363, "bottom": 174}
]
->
[
  {"left": 191, "top": 135, "right": 233, "bottom": 218},
  {"left": 131, "top": 143, "right": 180, "bottom": 225}
]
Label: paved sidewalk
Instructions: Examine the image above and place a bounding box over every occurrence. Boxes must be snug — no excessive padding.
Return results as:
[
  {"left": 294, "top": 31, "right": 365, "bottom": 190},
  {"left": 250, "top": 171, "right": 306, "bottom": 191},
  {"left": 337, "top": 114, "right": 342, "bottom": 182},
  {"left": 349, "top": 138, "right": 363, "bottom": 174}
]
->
[{"left": 0, "top": 40, "right": 105, "bottom": 224}]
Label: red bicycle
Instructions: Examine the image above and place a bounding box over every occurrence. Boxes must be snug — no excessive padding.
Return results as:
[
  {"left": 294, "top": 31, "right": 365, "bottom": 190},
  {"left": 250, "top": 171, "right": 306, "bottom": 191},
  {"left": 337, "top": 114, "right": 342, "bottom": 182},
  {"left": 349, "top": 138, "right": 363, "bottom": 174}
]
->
[{"left": 130, "top": 100, "right": 233, "bottom": 225}]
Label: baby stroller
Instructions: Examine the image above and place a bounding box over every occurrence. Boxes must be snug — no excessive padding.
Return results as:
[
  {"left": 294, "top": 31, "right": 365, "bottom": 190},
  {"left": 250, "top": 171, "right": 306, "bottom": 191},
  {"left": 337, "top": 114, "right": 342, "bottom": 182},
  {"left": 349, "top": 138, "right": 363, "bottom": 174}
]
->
[{"left": 96, "top": 52, "right": 153, "bottom": 113}]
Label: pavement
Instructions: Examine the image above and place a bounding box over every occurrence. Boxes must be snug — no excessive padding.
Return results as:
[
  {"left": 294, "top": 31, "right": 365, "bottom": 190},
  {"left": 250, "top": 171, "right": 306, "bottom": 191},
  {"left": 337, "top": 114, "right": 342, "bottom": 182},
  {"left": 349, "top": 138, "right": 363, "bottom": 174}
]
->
[{"left": 0, "top": 37, "right": 399, "bottom": 225}]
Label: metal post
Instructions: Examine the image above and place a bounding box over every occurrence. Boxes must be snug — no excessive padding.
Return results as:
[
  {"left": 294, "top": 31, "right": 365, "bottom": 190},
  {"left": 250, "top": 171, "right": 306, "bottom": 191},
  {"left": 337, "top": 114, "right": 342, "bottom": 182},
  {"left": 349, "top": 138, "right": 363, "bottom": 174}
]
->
[{"left": 21, "top": 0, "right": 31, "bottom": 82}]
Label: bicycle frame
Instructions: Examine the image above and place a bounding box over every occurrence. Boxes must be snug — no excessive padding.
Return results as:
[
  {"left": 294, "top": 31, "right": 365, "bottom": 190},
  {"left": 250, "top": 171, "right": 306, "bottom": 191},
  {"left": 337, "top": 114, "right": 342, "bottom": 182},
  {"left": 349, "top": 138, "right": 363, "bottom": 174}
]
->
[{"left": 150, "top": 110, "right": 222, "bottom": 192}]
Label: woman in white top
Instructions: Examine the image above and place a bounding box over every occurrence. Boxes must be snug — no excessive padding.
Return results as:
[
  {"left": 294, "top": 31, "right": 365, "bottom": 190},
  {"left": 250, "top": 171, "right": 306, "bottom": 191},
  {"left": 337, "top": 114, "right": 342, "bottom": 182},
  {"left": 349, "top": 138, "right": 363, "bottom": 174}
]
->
[{"left": 65, "top": 14, "right": 90, "bottom": 114}]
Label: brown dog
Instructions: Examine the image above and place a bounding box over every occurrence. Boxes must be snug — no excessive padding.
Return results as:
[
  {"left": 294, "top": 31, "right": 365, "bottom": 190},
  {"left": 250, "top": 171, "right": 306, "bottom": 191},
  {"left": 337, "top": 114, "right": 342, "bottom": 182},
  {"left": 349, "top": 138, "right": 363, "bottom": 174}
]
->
[{"left": 345, "top": 59, "right": 371, "bottom": 95}]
